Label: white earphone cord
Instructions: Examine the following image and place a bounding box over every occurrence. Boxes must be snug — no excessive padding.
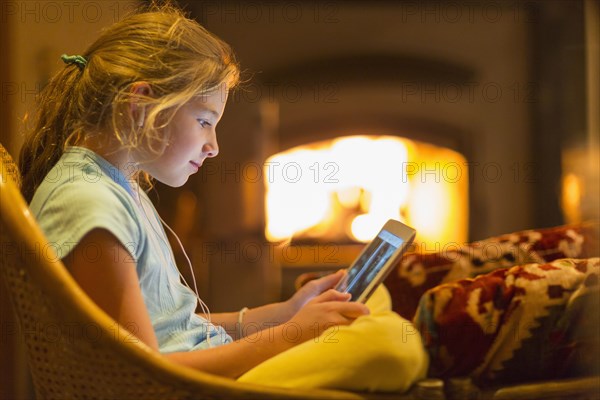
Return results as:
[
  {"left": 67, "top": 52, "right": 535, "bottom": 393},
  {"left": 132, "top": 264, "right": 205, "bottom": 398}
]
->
[{"left": 133, "top": 184, "right": 214, "bottom": 347}]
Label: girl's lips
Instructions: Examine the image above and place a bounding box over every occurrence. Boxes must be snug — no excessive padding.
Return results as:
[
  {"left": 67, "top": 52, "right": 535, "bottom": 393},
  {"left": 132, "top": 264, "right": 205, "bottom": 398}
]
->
[{"left": 190, "top": 161, "right": 202, "bottom": 170}]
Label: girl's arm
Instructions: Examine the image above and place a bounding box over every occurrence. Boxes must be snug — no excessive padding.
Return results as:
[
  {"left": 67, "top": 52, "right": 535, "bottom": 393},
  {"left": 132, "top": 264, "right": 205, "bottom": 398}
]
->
[
  {"left": 65, "top": 229, "right": 368, "bottom": 378},
  {"left": 200, "top": 303, "right": 293, "bottom": 340},
  {"left": 205, "top": 271, "right": 347, "bottom": 340},
  {"left": 63, "top": 228, "right": 161, "bottom": 351}
]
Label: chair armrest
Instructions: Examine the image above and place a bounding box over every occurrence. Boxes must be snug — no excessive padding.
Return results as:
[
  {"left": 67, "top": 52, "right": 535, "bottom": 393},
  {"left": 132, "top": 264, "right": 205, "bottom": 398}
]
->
[{"left": 491, "top": 376, "right": 600, "bottom": 400}]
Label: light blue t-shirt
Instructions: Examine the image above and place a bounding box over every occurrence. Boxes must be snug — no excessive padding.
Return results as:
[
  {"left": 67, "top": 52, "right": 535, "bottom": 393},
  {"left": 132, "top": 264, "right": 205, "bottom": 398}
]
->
[{"left": 29, "top": 146, "right": 232, "bottom": 353}]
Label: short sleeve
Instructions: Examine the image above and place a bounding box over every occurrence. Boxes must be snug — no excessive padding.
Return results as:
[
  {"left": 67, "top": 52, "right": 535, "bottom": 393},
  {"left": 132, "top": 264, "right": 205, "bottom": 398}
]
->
[{"left": 34, "top": 178, "right": 144, "bottom": 263}]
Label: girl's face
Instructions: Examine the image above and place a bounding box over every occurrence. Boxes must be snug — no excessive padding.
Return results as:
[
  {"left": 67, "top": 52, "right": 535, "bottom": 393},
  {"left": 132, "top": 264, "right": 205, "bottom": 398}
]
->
[{"left": 140, "top": 87, "right": 228, "bottom": 187}]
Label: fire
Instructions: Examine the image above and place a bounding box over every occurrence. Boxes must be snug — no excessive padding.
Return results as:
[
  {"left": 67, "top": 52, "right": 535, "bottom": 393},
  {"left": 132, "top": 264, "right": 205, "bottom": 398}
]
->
[{"left": 264, "top": 135, "right": 468, "bottom": 248}]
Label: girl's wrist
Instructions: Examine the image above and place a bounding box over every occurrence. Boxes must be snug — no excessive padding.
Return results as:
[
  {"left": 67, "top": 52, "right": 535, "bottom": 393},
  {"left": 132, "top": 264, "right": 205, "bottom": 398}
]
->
[{"left": 280, "top": 299, "right": 300, "bottom": 322}]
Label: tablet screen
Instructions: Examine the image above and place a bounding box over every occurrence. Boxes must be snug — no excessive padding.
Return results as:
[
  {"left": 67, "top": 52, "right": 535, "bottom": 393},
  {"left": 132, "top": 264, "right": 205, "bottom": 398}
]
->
[{"left": 340, "top": 229, "right": 404, "bottom": 301}]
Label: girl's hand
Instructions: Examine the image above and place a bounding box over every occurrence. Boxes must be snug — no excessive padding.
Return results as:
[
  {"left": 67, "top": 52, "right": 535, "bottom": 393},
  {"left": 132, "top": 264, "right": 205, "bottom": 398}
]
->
[
  {"left": 284, "top": 289, "right": 370, "bottom": 344},
  {"left": 285, "top": 269, "right": 347, "bottom": 316},
  {"left": 213, "top": 270, "right": 350, "bottom": 338}
]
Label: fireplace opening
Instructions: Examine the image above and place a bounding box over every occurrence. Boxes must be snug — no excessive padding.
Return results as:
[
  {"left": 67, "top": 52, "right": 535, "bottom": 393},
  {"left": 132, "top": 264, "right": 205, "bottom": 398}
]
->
[{"left": 264, "top": 135, "right": 468, "bottom": 252}]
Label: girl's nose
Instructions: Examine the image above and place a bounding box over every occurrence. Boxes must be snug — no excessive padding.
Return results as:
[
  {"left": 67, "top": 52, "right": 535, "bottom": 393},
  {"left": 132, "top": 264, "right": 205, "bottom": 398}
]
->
[{"left": 203, "top": 142, "right": 219, "bottom": 158}]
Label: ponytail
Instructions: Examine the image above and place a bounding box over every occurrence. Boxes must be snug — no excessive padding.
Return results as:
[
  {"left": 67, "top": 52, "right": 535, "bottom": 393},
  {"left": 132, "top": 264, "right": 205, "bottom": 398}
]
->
[{"left": 20, "top": 63, "right": 86, "bottom": 202}]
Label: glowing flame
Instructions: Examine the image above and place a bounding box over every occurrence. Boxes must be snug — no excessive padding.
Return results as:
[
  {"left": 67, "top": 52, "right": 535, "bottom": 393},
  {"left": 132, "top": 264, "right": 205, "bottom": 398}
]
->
[{"left": 264, "top": 135, "right": 468, "bottom": 247}]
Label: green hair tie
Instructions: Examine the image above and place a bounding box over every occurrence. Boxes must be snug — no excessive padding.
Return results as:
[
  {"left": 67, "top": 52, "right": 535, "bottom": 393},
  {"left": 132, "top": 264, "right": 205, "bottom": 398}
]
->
[{"left": 61, "top": 54, "right": 87, "bottom": 70}]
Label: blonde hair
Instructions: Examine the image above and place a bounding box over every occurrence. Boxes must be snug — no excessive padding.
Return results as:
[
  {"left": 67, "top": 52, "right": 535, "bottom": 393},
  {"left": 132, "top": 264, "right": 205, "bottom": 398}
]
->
[{"left": 19, "top": 1, "right": 239, "bottom": 202}]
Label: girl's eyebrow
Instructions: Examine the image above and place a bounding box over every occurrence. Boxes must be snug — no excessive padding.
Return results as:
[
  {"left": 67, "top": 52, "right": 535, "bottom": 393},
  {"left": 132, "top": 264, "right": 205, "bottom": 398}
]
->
[{"left": 197, "top": 108, "right": 220, "bottom": 119}]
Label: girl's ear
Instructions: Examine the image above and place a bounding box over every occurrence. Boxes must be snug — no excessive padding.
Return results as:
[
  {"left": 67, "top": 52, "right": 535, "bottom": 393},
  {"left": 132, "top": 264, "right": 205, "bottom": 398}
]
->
[{"left": 130, "top": 82, "right": 153, "bottom": 127}]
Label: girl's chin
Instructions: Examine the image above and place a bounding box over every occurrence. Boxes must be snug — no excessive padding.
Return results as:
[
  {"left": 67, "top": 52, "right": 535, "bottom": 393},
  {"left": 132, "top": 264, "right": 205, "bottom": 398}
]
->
[{"left": 157, "top": 174, "right": 190, "bottom": 188}]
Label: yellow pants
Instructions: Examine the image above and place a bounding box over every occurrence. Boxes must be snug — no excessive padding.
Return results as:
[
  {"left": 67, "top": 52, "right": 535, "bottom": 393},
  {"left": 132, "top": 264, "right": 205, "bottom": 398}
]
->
[{"left": 238, "top": 285, "right": 429, "bottom": 393}]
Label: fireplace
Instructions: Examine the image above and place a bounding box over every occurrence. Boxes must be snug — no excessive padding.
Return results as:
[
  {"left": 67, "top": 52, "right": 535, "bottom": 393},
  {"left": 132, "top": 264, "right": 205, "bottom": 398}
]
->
[{"left": 261, "top": 133, "right": 468, "bottom": 298}]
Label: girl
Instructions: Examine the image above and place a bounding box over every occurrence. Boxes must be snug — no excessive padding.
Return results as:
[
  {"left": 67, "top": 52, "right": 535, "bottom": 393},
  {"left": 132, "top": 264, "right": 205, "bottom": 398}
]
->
[{"left": 19, "top": 2, "right": 426, "bottom": 391}]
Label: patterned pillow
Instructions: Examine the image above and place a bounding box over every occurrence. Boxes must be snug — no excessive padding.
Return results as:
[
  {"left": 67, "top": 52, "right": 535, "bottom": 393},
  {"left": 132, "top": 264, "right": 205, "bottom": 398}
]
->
[
  {"left": 413, "top": 258, "right": 600, "bottom": 385},
  {"left": 384, "top": 222, "right": 599, "bottom": 320}
]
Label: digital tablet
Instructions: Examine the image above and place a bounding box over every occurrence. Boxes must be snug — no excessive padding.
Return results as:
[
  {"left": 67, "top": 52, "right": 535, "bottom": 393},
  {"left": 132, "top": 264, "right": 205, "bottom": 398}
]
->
[{"left": 335, "top": 219, "right": 416, "bottom": 303}]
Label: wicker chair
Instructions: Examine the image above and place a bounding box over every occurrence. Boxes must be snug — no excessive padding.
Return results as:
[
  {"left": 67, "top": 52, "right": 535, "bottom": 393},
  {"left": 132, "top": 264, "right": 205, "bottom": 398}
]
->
[{"left": 1, "top": 143, "right": 408, "bottom": 400}]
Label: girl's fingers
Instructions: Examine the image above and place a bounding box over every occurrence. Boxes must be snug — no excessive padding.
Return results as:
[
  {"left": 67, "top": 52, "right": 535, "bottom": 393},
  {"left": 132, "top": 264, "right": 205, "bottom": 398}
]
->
[
  {"left": 333, "top": 301, "right": 370, "bottom": 319},
  {"left": 312, "top": 288, "right": 351, "bottom": 303},
  {"left": 311, "top": 291, "right": 370, "bottom": 317},
  {"left": 309, "top": 269, "right": 346, "bottom": 293}
]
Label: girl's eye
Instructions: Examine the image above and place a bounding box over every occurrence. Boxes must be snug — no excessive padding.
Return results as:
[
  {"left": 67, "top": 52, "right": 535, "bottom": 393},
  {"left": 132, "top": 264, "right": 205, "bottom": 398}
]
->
[{"left": 197, "top": 119, "right": 212, "bottom": 128}]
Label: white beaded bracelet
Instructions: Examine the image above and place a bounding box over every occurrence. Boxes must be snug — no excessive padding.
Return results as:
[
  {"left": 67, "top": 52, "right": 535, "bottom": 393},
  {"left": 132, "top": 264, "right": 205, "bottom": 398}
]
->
[{"left": 237, "top": 307, "right": 249, "bottom": 339}]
